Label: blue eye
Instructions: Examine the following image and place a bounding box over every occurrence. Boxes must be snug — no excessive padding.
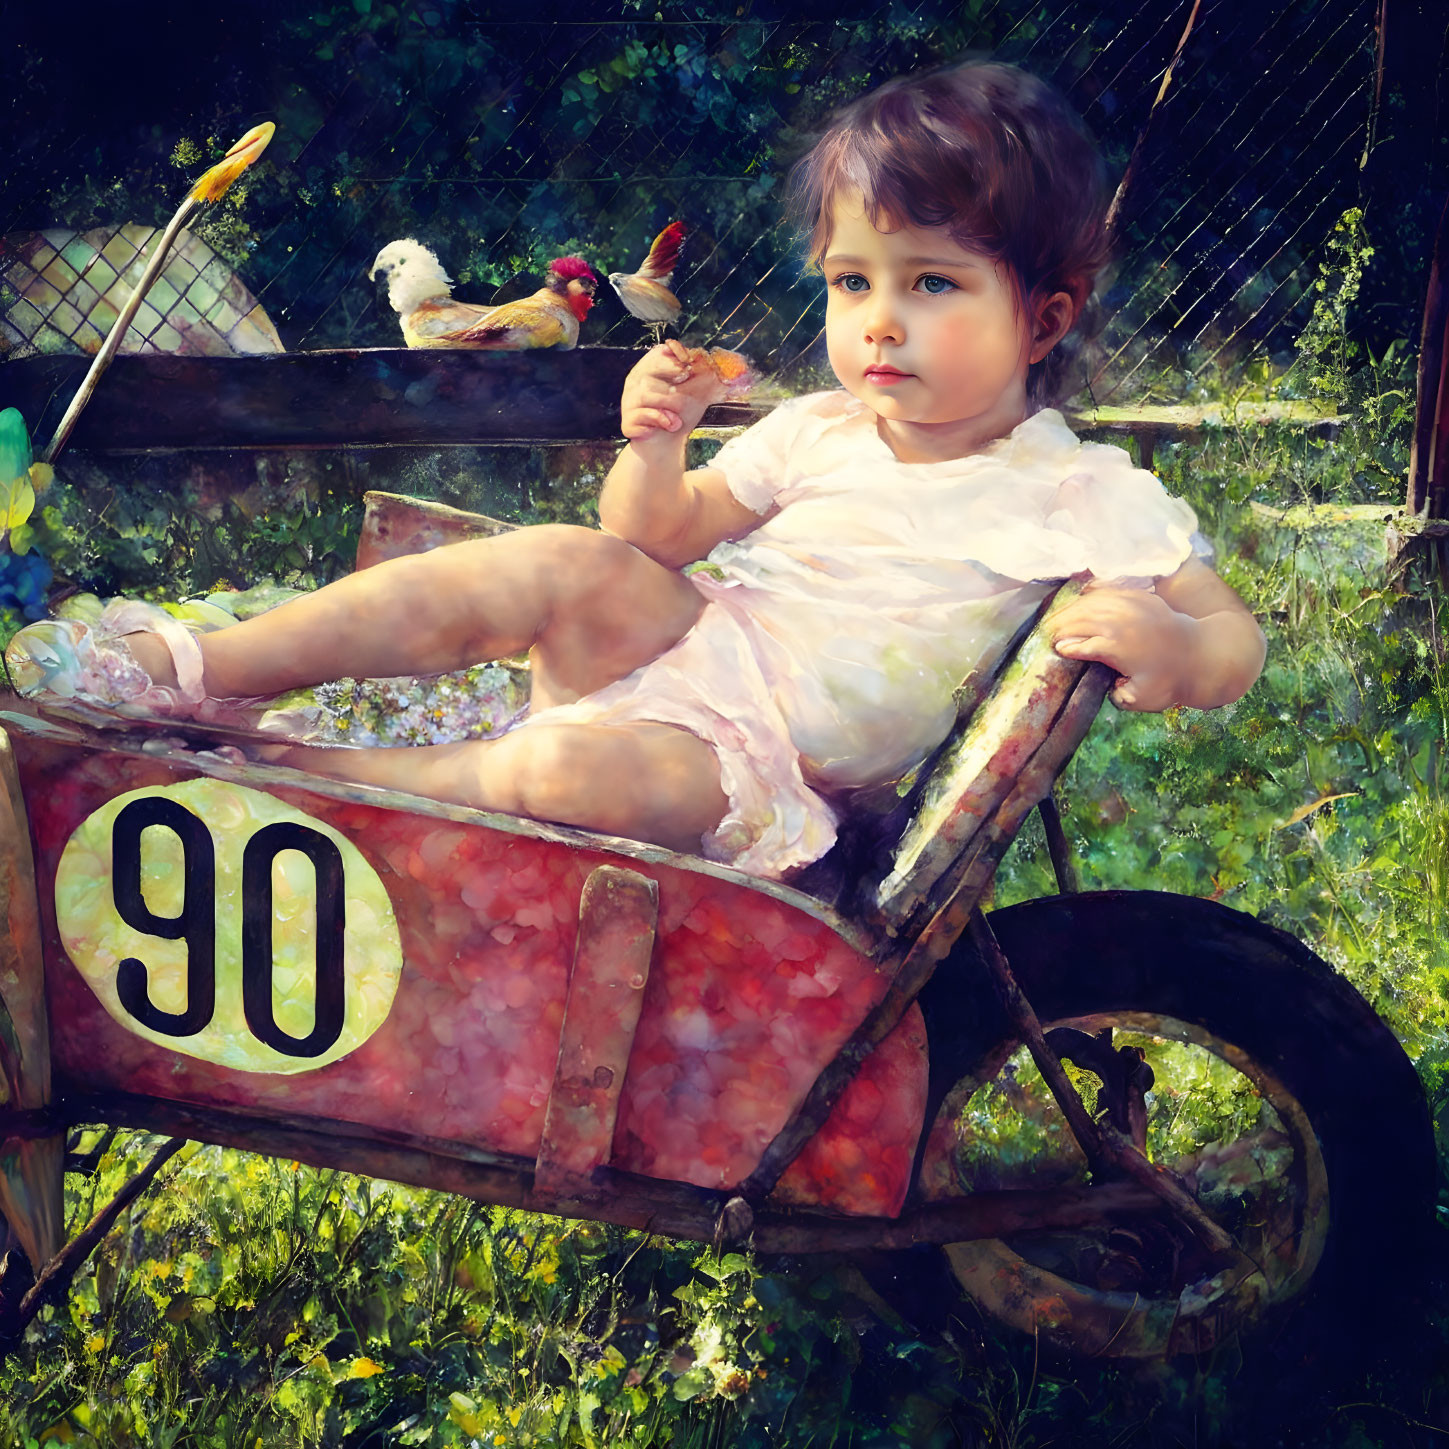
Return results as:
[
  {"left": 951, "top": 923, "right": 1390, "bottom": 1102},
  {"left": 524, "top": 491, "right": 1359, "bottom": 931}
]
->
[
  {"left": 833, "top": 274, "right": 869, "bottom": 293},
  {"left": 918, "top": 274, "right": 956, "bottom": 294}
]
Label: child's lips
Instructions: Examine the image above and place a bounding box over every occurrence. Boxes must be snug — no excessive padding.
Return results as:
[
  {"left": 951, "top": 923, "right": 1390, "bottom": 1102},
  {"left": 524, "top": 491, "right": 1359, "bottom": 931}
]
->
[{"left": 864, "top": 365, "right": 913, "bottom": 385}]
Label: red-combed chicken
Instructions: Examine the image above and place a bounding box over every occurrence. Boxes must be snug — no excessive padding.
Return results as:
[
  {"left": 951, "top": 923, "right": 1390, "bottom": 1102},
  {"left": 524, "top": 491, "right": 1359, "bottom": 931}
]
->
[
  {"left": 608, "top": 221, "right": 687, "bottom": 338},
  {"left": 369, "top": 240, "right": 599, "bottom": 350}
]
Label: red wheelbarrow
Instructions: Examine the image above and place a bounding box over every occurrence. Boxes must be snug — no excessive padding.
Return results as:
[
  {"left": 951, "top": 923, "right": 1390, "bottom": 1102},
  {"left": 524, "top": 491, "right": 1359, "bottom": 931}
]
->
[{"left": 0, "top": 490, "right": 1433, "bottom": 1359}]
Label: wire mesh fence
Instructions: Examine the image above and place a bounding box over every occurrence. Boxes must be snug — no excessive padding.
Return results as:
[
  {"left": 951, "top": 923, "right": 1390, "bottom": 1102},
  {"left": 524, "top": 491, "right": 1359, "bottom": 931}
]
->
[
  {"left": 0, "top": 225, "right": 282, "bottom": 358},
  {"left": 1, "top": 1, "right": 1380, "bottom": 404}
]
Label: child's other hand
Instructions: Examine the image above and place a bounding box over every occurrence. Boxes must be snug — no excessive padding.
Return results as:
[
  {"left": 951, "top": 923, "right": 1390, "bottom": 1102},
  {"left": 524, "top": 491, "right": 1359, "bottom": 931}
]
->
[
  {"left": 1051, "top": 585, "right": 1194, "bottom": 712},
  {"left": 620, "top": 340, "right": 728, "bottom": 442}
]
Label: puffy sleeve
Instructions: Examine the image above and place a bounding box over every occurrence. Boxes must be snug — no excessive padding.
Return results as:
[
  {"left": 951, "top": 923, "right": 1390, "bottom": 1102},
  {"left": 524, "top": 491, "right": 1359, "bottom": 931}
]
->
[
  {"left": 1043, "top": 440, "right": 1201, "bottom": 582},
  {"left": 955, "top": 413, "right": 1202, "bottom": 585},
  {"left": 709, "top": 392, "right": 828, "bottom": 514}
]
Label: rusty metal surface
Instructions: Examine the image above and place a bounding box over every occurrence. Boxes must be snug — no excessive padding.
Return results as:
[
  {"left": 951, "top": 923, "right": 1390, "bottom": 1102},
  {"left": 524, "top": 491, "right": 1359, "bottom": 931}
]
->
[
  {"left": 55, "top": 1084, "right": 1161, "bottom": 1250},
  {"left": 0, "top": 731, "right": 49, "bottom": 1113},
  {"left": 1036, "top": 792, "right": 1079, "bottom": 895},
  {"left": 886, "top": 671, "right": 1111, "bottom": 957},
  {"left": 739, "top": 668, "right": 1112, "bottom": 1207},
  {"left": 720, "top": 613, "right": 1113, "bottom": 1205},
  {"left": 970, "top": 909, "right": 1238, "bottom": 1257},
  {"left": 3, "top": 704, "right": 927, "bottom": 1215},
  {"left": 868, "top": 585, "right": 1105, "bottom": 937},
  {"left": 0, "top": 1135, "right": 64, "bottom": 1275},
  {"left": 535, "top": 866, "right": 657, "bottom": 1199},
  {"left": 356, "top": 490, "right": 516, "bottom": 571},
  {"left": 935, "top": 997, "right": 1335, "bottom": 1358},
  {"left": 0, "top": 728, "right": 64, "bottom": 1271}
]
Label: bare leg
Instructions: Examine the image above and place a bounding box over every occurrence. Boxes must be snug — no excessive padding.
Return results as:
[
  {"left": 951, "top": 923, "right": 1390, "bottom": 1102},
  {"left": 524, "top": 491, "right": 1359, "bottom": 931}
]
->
[
  {"left": 126, "top": 526, "right": 706, "bottom": 709},
  {"left": 269, "top": 719, "right": 729, "bottom": 854},
  {"left": 118, "top": 527, "right": 728, "bottom": 850}
]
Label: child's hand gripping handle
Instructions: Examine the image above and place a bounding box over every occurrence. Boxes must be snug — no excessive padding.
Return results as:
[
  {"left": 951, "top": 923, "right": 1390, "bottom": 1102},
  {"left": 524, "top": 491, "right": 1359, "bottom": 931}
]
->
[
  {"left": 1051, "top": 561, "right": 1266, "bottom": 713},
  {"left": 1051, "top": 581, "right": 1196, "bottom": 712}
]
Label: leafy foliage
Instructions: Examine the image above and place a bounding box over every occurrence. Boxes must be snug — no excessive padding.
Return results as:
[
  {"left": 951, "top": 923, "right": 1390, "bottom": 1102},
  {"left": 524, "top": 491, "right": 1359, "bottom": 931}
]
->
[
  {"left": 7, "top": 0, "right": 1402, "bottom": 396},
  {"left": 0, "top": 1138, "right": 1022, "bottom": 1447}
]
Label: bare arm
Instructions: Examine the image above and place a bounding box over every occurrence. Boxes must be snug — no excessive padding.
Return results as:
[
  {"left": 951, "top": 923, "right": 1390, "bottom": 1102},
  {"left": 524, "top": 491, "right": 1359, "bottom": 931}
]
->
[
  {"left": 1052, "top": 556, "right": 1266, "bottom": 711},
  {"left": 599, "top": 341, "right": 766, "bottom": 570}
]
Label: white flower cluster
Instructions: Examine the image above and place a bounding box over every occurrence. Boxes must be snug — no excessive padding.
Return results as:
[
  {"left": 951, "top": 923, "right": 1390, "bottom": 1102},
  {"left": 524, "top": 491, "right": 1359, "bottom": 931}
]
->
[{"left": 311, "top": 663, "right": 529, "bottom": 748}]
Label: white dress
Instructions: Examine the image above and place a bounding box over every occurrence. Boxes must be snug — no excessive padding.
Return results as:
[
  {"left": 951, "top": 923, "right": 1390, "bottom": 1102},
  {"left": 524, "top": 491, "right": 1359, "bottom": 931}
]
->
[{"left": 522, "top": 392, "right": 1201, "bottom": 879}]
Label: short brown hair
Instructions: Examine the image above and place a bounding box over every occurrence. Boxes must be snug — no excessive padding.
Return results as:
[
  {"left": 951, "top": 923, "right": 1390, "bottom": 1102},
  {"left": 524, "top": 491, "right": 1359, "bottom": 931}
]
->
[{"left": 787, "top": 62, "right": 1110, "bottom": 401}]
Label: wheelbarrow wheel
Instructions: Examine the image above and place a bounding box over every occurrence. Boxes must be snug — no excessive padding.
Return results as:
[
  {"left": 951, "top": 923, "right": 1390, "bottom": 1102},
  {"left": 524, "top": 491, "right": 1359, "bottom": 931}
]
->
[{"left": 912, "top": 891, "right": 1435, "bottom": 1359}]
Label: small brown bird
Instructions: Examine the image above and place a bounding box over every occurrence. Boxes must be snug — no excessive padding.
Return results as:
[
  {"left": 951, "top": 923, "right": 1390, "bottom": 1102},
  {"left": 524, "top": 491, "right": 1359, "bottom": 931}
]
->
[
  {"left": 608, "top": 221, "right": 687, "bottom": 340},
  {"left": 369, "top": 240, "right": 599, "bottom": 350}
]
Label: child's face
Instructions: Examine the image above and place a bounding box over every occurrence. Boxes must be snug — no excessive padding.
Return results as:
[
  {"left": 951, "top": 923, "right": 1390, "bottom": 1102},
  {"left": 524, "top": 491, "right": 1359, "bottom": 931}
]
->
[{"left": 822, "top": 194, "right": 1064, "bottom": 453}]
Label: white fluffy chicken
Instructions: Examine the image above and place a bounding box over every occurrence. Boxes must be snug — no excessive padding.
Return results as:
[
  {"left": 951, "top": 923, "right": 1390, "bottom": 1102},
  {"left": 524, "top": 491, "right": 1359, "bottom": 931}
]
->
[{"left": 369, "top": 240, "right": 598, "bottom": 350}]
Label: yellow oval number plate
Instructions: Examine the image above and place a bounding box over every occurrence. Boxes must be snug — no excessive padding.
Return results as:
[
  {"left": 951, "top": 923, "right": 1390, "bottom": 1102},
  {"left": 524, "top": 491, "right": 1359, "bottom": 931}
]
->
[{"left": 56, "top": 778, "right": 403, "bottom": 1074}]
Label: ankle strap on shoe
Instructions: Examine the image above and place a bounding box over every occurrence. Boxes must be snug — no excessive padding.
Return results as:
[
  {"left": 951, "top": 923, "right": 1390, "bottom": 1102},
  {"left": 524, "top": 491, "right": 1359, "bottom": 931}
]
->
[{"left": 95, "top": 600, "right": 207, "bottom": 704}]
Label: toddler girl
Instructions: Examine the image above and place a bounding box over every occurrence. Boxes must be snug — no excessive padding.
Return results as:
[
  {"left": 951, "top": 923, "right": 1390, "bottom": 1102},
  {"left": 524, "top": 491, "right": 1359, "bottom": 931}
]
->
[{"left": 6, "top": 61, "right": 1264, "bottom": 880}]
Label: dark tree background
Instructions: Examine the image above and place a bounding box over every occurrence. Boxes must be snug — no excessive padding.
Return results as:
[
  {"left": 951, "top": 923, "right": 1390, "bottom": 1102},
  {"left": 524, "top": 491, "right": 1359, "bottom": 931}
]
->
[{"left": 3, "top": 0, "right": 1445, "bottom": 390}]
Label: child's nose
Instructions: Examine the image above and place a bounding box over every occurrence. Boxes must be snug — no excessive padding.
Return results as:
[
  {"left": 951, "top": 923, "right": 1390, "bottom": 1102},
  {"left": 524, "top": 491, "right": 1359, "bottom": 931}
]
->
[{"left": 862, "top": 292, "right": 904, "bottom": 344}]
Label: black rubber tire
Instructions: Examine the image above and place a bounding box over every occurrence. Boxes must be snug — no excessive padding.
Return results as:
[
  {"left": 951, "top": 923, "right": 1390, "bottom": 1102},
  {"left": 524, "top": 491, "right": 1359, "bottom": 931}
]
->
[{"left": 912, "top": 891, "right": 1436, "bottom": 1352}]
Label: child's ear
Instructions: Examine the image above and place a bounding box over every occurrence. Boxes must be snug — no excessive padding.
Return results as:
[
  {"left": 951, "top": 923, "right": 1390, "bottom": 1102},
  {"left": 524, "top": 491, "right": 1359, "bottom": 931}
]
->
[{"left": 1029, "top": 290, "right": 1076, "bottom": 364}]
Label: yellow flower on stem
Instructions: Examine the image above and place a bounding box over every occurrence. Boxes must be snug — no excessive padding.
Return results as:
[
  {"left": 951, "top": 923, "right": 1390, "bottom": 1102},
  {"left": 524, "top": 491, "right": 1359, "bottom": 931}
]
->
[
  {"left": 190, "top": 122, "right": 275, "bottom": 203},
  {"left": 41, "top": 121, "right": 277, "bottom": 464}
]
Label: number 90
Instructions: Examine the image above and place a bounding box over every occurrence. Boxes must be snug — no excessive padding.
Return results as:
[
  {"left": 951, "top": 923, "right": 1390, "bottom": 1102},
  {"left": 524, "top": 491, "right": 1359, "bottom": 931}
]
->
[
  {"left": 59, "top": 779, "right": 403, "bottom": 1075},
  {"left": 110, "top": 796, "right": 349, "bottom": 1058}
]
